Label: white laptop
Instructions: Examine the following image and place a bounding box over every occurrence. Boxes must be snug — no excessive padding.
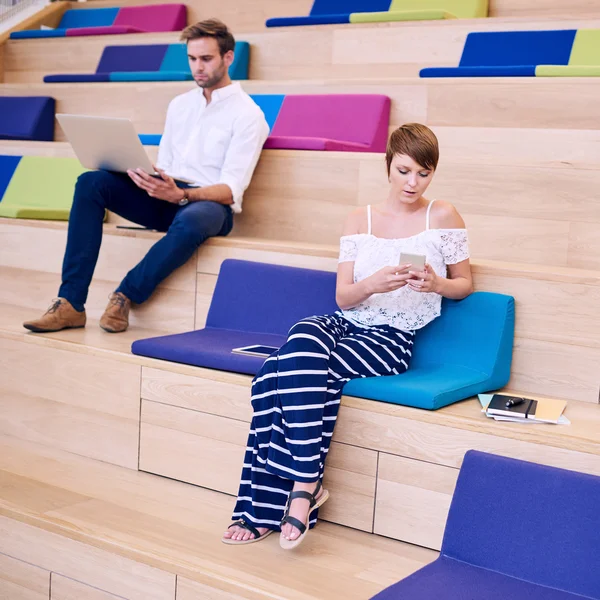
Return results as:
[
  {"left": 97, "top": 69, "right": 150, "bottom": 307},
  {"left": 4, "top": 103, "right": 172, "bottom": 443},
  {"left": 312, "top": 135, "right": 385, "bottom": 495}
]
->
[{"left": 56, "top": 114, "right": 194, "bottom": 183}]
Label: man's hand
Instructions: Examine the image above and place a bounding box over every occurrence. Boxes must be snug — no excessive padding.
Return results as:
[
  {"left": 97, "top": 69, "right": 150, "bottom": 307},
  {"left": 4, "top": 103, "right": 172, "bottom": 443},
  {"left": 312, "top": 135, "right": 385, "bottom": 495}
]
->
[{"left": 127, "top": 166, "right": 184, "bottom": 204}]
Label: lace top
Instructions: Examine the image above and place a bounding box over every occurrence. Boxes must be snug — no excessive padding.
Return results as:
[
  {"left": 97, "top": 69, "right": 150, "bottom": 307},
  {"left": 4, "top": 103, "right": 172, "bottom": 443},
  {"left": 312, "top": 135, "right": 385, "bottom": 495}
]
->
[{"left": 339, "top": 202, "right": 470, "bottom": 331}]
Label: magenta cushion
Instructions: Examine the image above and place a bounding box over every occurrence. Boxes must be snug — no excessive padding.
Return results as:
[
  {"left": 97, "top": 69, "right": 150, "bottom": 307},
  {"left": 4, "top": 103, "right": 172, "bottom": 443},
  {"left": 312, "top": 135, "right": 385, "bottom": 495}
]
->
[
  {"left": 267, "top": 94, "right": 390, "bottom": 153},
  {"left": 264, "top": 136, "right": 374, "bottom": 152},
  {"left": 113, "top": 4, "right": 187, "bottom": 32},
  {"left": 66, "top": 26, "right": 142, "bottom": 36}
]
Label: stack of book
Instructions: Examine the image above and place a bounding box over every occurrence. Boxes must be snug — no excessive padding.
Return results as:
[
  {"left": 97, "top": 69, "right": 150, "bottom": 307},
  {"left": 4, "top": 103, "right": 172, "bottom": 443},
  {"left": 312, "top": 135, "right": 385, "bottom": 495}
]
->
[{"left": 479, "top": 394, "right": 569, "bottom": 425}]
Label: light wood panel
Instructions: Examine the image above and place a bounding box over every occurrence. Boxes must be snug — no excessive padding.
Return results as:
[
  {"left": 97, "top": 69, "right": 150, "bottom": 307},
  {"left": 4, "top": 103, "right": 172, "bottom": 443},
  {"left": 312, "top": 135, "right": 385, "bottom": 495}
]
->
[
  {"left": 0, "top": 552, "right": 50, "bottom": 600},
  {"left": 568, "top": 222, "right": 600, "bottom": 271},
  {"left": 0, "top": 517, "right": 176, "bottom": 600},
  {"left": 0, "top": 221, "right": 196, "bottom": 333},
  {"left": 176, "top": 577, "right": 260, "bottom": 600},
  {"left": 374, "top": 454, "right": 458, "bottom": 551},
  {"left": 139, "top": 397, "right": 378, "bottom": 532},
  {"left": 335, "top": 403, "right": 600, "bottom": 475},
  {"left": 0, "top": 337, "right": 141, "bottom": 468},
  {"left": 509, "top": 338, "right": 600, "bottom": 404},
  {"left": 0, "top": 434, "right": 437, "bottom": 600},
  {"left": 6, "top": 16, "right": 600, "bottom": 82},
  {"left": 51, "top": 574, "right": 123, "bottom": 600},
  {"left": 73, "top": 0, "right": 312, "bottom": 31},
  {"left": 139, "top": 399, "right": 250, "bottom": 496}
]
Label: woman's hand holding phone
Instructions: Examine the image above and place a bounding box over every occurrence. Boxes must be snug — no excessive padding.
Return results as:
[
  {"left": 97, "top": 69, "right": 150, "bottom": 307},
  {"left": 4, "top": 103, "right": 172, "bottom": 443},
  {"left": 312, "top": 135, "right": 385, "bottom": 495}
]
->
[
  {"left": 365, "top": 264, "right": 415, "bottom": 294},
  {"left": 407, "top": 263, "right": 440, "bottom": 294}
]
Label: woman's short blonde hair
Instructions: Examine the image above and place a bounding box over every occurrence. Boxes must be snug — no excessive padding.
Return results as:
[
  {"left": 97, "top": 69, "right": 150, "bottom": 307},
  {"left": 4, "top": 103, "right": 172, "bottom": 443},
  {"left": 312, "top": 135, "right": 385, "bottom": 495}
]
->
[{"left": 385, "top": 123, "right": 439, "bottom": 175}]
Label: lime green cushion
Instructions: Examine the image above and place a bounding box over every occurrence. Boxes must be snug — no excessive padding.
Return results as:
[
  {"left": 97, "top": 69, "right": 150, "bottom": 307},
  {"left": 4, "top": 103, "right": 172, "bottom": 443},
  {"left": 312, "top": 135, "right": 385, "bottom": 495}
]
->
[
  {"left": 568, "top": 29, "right": 600, "bottom": 66},
  {"left": 0, "top": 156, "right": 87, "bottom": 221},
  {"left": 388, "top": 0, "right": 487, "bottom": 18},
  {"left": 350, "top": 9, "right": 449, "bottom": 22},
  {"left": 536, "top": 65, "right": 600, "bottom": 77}
]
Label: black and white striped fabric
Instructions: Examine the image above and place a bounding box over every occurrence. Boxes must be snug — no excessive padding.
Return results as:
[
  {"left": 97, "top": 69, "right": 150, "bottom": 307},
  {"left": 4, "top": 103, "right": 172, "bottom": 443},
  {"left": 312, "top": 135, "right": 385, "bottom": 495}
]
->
[{"left": 231, "top": 313, "right": 415, "bottom": 531}]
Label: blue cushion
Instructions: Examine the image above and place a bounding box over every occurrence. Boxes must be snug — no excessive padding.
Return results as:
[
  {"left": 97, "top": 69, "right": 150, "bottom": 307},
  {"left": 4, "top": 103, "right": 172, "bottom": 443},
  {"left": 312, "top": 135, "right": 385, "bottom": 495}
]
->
[
  {"left": 109, "top": 71, "right": 192, "bottom": 82},
  {"left": 420, "top": 65, "right": 537, "bottom": 77},
  {"left": 0, "top": 97, "right": 55, "bottom": 141},
  {"left": 229, "top": 41, "right": 250, "bottom": 80},
  {"left": 138, "top": 134, "right": 162, "bottom": 145},
  {"left": 159, "top": 43, "right": 188, "bottom": 71},
  {"left": 250, "top": 94, "right": 286, "bottom": 130},
  {"left": 343, "top": 292, "right": 515, "bottom": 410},
  {"left": 0, "top": 156, "right": 21, "bottom": 201},
  {"left": 309, "top": 0, "right": 390, "bottom": 15},
  {"left": 132, "top": 259, "right": 339, "bottom": 372},
  {"left": 44, "top": 73, "right": 111, "bottom": 83},
  {"left": 10, "top": 29, "right": 67, "bottom": 39},
  {"left": 96, "top": 44, "right": 168, "bottom": 73},
  {"left": 459, "top": 30, "right": 577, "bottom": 67},
  {"left": 58, "top": 7, "right": 118, "bottom": 28},
  {"left": 266, "top": 14, "right": 351, "bottom": 26},
  {"left": 374, "top": 451, "right": 600, "bottom": 599}
]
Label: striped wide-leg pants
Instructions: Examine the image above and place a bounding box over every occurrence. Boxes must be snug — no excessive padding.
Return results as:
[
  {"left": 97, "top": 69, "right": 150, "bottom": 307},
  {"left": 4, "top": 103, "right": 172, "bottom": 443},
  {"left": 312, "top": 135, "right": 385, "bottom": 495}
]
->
[{"left": 231, "top": 313, "right": 415, "bottom": 531}]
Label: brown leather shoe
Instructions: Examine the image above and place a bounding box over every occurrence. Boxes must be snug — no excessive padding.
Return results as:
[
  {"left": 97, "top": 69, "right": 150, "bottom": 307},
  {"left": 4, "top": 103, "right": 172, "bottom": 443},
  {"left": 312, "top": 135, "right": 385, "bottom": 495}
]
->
[
  {"left": 99, "top": 292, "right": 131, "bottom": 333},
  {"left": 23, "top": 298, "right": 86, "bottom": 333}
]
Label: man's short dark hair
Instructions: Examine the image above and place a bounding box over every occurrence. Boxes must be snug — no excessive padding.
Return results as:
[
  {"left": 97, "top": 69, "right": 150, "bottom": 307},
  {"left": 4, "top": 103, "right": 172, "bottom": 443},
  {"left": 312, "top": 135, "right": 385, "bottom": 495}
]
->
[{"left": 180, "top": 18, "right": 235, "bottom": 56}]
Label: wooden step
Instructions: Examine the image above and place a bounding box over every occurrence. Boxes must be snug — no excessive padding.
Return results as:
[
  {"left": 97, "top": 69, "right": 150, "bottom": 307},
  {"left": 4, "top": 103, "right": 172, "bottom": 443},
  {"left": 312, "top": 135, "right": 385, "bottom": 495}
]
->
[
  {"left": 0, "top": 312, "right": 599, "bottom": 553},
  {"left": 3, "top": 76, "right": 600, "bottom": 135},
  {"left": 1, "top": 217, "right": 600, "bottom": 402},
  {"left": 0, "top": 434, "right": 437, "bottom": 600},
  {"left": 2, "top": 136, "right": 600, "bottom": 270},
  {"left": 5, "top": 14, "right": 600, "bottom": 83}
]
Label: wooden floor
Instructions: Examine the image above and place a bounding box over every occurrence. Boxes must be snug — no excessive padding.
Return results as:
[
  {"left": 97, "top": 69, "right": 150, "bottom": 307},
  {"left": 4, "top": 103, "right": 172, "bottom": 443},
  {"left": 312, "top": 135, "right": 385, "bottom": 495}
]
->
[{"left": 0, "top": 434, "right": 438, "bottom": 600}]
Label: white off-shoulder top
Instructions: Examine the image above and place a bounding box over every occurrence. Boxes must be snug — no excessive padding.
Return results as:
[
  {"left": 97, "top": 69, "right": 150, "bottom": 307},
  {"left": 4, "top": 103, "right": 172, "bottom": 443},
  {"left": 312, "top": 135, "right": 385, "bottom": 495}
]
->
[{"left": 339, "top": 201, "right": 470, "bottom": 331}]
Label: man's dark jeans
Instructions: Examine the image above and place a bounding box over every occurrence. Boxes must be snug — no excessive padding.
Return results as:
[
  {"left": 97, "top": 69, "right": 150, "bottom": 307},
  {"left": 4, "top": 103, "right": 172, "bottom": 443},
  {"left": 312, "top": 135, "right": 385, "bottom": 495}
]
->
[{"left": 59, "top": 170, "right": 233, "bottom": 310}]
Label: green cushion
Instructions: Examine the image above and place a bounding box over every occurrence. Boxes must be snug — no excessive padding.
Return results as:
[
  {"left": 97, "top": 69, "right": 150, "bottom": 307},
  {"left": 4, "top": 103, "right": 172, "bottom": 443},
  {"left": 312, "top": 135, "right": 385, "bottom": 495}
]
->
[
  {"left": 536, "top": 65, "right": 600, "bottom": 77},
  {"left": 0, "top": 156, "right": 87, "bottom": 221},
  {"left": 350, "top": 9, "right": 449, "bottom": 22},
  {"left": 389, "top": 0, "right": 486, "bottom": 18},
  {"left": 568, "top": 29, "right": 600, "bottom": 66}
]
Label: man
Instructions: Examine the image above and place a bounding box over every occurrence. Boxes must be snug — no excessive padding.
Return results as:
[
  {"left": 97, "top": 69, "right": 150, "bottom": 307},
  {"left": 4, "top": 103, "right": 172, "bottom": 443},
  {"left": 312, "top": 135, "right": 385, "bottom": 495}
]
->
[{"left": 24, "top": 18, "right": 269, "bottom": 334}]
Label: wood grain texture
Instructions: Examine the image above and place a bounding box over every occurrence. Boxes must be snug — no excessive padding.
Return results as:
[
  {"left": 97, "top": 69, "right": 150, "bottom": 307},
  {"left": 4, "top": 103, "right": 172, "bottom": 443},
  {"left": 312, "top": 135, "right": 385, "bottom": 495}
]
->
[
  {"left": 0, "top": 552, "right": 50, "bottom": 600},
  {"left": 0, "top": 337, "right": 141, "bottom": 468},
  {"left": 374, "top": 454, "right": 458, "bottom": 550},
  {"left": 0, "top": 516, "right": 176, "bottom": 600},
  {"left": 51, "top": 574, "right": 123, "bottom": 600}
]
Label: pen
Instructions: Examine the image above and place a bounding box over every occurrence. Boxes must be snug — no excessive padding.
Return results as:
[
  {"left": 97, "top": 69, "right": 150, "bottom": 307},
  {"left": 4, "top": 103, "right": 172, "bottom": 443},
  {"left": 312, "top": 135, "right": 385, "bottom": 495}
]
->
[{"left": 506, "top": 397, "right": 525, "bottom": 408}]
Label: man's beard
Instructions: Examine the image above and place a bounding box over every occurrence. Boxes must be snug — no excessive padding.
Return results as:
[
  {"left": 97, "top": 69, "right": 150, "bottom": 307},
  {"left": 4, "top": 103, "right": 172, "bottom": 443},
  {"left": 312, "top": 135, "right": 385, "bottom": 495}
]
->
[{"left": 195, "top": 63, "right": 226, "bottom": 89}]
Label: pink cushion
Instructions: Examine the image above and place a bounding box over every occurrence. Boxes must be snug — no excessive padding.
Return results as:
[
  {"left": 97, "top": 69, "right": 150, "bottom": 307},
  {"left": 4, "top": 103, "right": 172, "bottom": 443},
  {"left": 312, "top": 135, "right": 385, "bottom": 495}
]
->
[
  {"left": 268, "top": 94, "right": 391, "bottom": 153},
  {"left": 66, "top": 26, "right": 142, "bottom": 36},
  {"left": 264, "top": 136, "right": 372, "bottom": 152},
  {"left": 113, "top": 4, "right": 187, "bottom": 32}
]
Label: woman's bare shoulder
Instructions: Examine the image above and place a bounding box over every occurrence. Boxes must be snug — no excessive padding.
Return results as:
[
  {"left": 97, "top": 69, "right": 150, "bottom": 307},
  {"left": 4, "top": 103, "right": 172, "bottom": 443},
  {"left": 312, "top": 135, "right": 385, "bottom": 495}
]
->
[{"left": 429, "top": 200, "right": 466, "bottom": 229}]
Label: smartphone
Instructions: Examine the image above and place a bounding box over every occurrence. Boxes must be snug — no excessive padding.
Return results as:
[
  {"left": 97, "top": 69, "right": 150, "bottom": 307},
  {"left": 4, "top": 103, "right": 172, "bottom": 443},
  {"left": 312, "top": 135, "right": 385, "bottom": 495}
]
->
[
  {"left": 398, "top": 252, "right": 426, "bottom": 271},
  {"left": 231, "top": 345, "right": 279, "bottom": 358},
  {"left": 150, "top": 173, "right": 196, "bottom": 186}
]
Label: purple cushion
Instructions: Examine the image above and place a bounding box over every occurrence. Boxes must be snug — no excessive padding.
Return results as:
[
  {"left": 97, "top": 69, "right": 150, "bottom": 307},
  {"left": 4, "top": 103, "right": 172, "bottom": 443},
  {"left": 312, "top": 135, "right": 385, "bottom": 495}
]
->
[
  {"left": 96, "top": 44, "right": 168, "bottom": 73},
  {"left": 372, "top": 557, "right": 587, "bottom": 600},
  {"left": 66, "top": 25, "right": 142, "bottom": 36},
  {"left": 113, "top": 4, "right": 187, "bottom": 32},
  {"left": 0, "top": 96, "right": 55, "bottom": 141},
  {"left": 374, "top": 451, "right": 600, "bottom": 599},
  {"left": 132, "top": 327, "right": 287, "bottom": 375},
  {"left": 44, "top": 73, "right": 110, "bottom": 83},
  {"left": 269, "top": 94, "right": 390, "bottom": 153},
  {"left": 131, "top": 259, "right": 339, "bottom": 373}
]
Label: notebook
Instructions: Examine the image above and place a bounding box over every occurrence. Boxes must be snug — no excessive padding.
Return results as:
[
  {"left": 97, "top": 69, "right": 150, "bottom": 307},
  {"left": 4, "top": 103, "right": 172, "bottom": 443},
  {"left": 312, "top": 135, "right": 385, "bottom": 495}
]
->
[{"left": 484, "top": 394, "right": 567, "bottom": 424}]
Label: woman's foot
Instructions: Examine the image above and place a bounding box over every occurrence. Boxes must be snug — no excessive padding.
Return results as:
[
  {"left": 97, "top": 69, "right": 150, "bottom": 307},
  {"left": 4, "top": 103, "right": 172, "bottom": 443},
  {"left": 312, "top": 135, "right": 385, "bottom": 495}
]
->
[
  {"left": 281, "top": 481, "right": 324, "bottom": 542},
  {"left": 222, "top": 522, "right": 270, "bottom": 543}
]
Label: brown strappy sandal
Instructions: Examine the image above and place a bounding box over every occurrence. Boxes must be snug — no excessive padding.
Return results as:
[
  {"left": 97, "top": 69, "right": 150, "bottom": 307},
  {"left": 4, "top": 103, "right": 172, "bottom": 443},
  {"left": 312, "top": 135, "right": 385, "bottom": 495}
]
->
[
  {"left": 222, "top": 519, "right": 274, "bottom": 545},
  {"left": 279, "top": 480, "right": 330, "bottom": 550}
]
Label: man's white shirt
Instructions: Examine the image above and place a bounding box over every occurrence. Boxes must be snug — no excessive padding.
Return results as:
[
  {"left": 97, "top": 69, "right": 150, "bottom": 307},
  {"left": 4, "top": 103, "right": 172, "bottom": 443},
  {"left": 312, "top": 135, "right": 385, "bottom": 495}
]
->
[{"left": 156, "top": 82, "right": 269, "bottom": 213}]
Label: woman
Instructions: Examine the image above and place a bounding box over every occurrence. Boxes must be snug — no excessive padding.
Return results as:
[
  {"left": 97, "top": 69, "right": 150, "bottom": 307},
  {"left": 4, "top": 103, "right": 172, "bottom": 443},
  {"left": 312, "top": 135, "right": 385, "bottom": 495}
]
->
[{"left": 222, "top": 123, "right": 473, "bottom": 549}]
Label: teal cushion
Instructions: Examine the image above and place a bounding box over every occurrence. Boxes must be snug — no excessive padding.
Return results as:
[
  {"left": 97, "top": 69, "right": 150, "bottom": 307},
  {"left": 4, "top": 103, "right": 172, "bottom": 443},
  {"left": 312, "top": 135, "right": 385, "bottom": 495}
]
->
[
  {"left": 109, "top": 71, "right": 192, "bottom": 81},
  {"left": 343, "top": 292, "right": 515, "bottom": 410}
]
